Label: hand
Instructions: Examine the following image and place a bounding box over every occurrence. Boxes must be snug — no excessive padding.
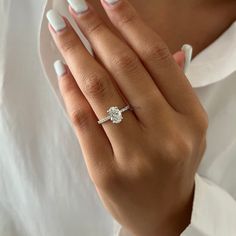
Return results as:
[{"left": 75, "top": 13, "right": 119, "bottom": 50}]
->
[{"left": 47, "top": 0, "right": 208, "bottom": 235}]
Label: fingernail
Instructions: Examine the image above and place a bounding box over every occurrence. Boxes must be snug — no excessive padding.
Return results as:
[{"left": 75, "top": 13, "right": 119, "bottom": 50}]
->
[
  {"left": 47, "top": 9, "right": 66, "bottom": 32},
  {"left": 67, "top": 0, "right": 88, "bottom": 14},
  {"left": 104, "top": 0, "right": 120, "bottom": 5},
  {"left": 54, "top": 60, "right": 67, "bottom": 77},
  {"left": 181, "top": 44, "right": 193, "bottom": 73}
]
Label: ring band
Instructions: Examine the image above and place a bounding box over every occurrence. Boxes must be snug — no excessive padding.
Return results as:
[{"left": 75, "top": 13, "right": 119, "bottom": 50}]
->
[{"left": 98, "top": 105, "right": 130, "bottom": 125}]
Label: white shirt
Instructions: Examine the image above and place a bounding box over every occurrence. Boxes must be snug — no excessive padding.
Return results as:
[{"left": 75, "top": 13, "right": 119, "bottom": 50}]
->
[{"left": 0, "top": 0, "right": 236, "bottom": 235}]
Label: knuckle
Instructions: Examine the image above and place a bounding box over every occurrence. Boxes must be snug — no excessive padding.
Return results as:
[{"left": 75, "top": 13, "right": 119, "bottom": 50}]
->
[
  {"left": 60, "top": 34, "right": 79, "bottom": 54},
  {"left": 117, "top": 12, "right": 137, "bottom": 28},
  {"left": 162, "top": 133, "right": 193, "bottom": 163},
  {"left": 86, "top": 20, "right": 104, "bottom": 36},
  {"left": 177, "top": 138, "right": 193, "bottom": 159},
  {"left": 83, "top": 73, "right": 109, "bottom": 99},
  {"left": 143, "top": 42, "right": 171, "bottom": 65},
  {"left": 111, "top": 52, "right": 139, "bottom": 72},
  {"left": 69, "top": 108, "right": 90, "bottom": 130}
]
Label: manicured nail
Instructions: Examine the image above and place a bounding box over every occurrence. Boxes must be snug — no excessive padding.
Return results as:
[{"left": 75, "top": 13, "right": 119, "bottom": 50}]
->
[
  {"left": 104, "top": 0, "right": 120, "bottom": 5},
  {"left": 67, "top": 0, "right": 88, "bottom": 14},
  {"left": 181, "top": 44, "right": 193, "bottom": 73},
  {"left": 54, "top": 60, "right": 67, "bottom": 77},
  {"left": 46, "top": 9, "right": 66, "bottom": 32}
]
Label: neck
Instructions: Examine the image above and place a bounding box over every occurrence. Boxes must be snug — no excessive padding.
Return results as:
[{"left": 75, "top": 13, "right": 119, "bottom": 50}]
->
[
  {"left": 89, "top": 0, "right": 236, "bottom": 56},
  {"left": 131, "top": 0, "right": 236, "bottom": 55}
]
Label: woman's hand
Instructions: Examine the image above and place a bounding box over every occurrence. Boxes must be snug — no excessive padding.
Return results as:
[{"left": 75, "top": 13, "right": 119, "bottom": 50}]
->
[{"left": 47, "top": 0, "right": 208, "bottom": 235}]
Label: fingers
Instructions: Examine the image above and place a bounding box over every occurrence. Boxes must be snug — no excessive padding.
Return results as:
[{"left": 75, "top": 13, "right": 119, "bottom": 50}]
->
[
  {"left": 47, "top": 10, "right": 139, "bottom": 146},
  {"left": 67, "top": 2, "right": 171, "bottom": 124},
  {"left": 53, "top": 60, "right": 113, "bottom": 169},
  {"left": 101, "top": 0, "right": 201, "bottom": 115}
]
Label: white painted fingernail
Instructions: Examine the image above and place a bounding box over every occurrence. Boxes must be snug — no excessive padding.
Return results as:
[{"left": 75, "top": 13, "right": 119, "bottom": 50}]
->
[
  {"left": 182, "top": 44, "right": 193, "bottom": 73},
  {"left": 104, "top": 0, "right": 120, "bottom": 5},
  {"left": 54, "top": 60, "right": 67, "bottom": 77},
  {"left": 67, "top": 0, "right": 88, "bottom": 14},
  {"left": 47, "top": 9, "right": 66, "bottom": 32}
]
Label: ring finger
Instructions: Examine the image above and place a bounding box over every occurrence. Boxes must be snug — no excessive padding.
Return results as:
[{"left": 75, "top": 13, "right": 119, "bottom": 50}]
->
[{"left": 47, "top": 10, "right": 139, "bottom": 146}]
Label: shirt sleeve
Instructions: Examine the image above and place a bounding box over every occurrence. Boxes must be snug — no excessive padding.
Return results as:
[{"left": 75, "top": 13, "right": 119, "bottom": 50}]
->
[
  {"left": 0, "top": 205, "right": 18, "bottom": 236},
  {"left": 117, "top": 174, "right": 236, "bottom": 236},
  {"left": 181, "top": 174, "right": 236, "bottom": 236}
]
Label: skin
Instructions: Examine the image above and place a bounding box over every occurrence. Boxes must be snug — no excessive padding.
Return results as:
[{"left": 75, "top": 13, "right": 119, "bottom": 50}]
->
[
  {"left": 48, "top": 0, "right": 236, "bottom": 235},
  {"left": 91, "top": 0, "right": 236, "bottom": 57}
]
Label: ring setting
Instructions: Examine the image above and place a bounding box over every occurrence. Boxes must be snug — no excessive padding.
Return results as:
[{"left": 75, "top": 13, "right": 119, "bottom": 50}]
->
[{"left": 98, "top": 105, "right": 130, "bottom": 125}]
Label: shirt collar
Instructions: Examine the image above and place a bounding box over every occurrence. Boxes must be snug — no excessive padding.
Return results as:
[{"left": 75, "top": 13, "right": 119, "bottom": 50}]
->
[{"left": 186, "top": 21, "right": 236, "bottom": 88}]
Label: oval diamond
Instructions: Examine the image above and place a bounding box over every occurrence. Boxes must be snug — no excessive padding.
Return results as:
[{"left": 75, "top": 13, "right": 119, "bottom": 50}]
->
[{"left": 107, "top": 106, "right": 123, "bottom": 124}]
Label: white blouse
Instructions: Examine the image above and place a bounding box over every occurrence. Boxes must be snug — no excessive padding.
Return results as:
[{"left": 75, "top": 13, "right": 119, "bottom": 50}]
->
[{"left": 0, "top": 0, "right": 236, "bottom": 235}]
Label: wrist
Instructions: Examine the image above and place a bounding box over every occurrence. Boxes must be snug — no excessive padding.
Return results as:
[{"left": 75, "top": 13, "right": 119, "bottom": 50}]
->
[
  {"left": 132, "top": 182, "right": 195, "bottom": 236},
  {"left": 152, "top": 183, "right": 195, "bottom": 236}
]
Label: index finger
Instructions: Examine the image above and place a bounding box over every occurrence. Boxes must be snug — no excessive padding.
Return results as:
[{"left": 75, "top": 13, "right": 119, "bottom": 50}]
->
[{"left": 101, "top": 0, "right": 203, "bottom": 116}]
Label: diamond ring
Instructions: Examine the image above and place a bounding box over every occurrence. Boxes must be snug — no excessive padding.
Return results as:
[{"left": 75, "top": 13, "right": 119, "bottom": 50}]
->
[{"left": 98, "top": 105, "right": 130, "bottom": 125}]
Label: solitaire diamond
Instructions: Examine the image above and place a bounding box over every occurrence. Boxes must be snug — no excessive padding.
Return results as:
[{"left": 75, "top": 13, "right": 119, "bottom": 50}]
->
[
  {"left": 98, "top": 105, "right": 130, "bottom": 125},
  {"left": 107, "top": 106, "right": 123, "bottom": 124}
]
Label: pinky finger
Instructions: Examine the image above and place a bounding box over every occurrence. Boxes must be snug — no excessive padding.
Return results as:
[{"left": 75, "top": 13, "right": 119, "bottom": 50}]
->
[
  {"left": 173, "top": 50, "right": 185, "bottom": 71},
  {"left": 181, "top": 44, "right": 193, "bottom": 73},
  {"left": 54, "top": 60, "right": 113, "bottom": 173},
  {"left": 173, "top": 44, "right": 193, "bottom": 73}
]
